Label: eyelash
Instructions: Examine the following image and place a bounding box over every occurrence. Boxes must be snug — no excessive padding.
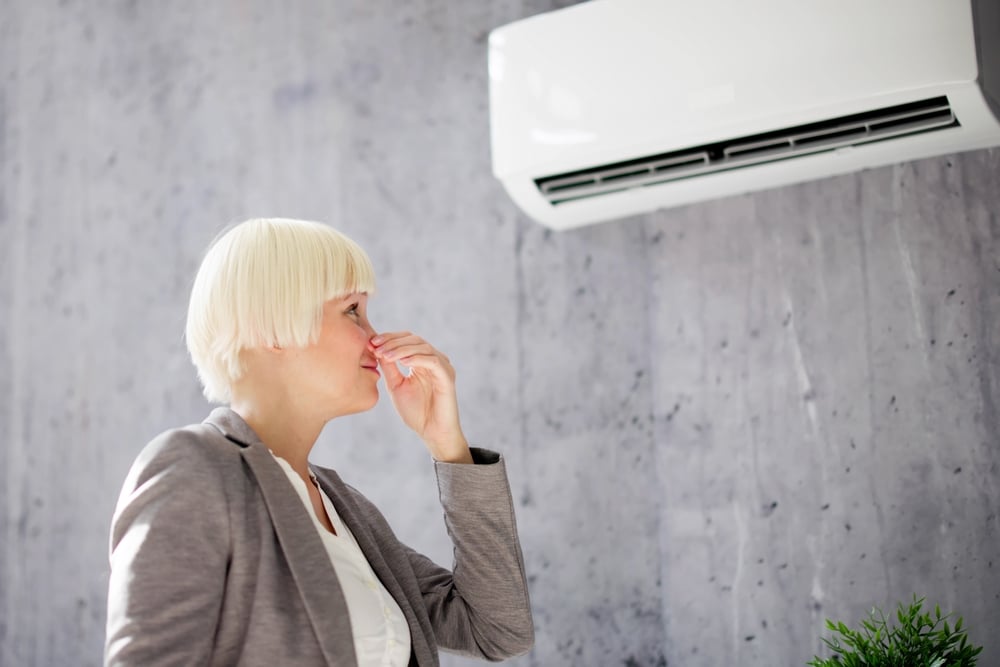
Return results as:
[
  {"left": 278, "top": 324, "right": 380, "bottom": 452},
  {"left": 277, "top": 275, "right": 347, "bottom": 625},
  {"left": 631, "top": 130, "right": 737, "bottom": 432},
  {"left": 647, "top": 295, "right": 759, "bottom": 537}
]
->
[{"left": 346, "top": 302, "right": 361, "bottom": 317}]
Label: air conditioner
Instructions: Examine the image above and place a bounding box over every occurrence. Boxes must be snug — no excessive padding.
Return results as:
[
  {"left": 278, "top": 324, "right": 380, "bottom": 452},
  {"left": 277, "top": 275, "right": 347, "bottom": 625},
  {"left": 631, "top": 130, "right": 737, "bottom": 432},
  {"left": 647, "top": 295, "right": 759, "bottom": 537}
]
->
[{"left": 488, "top": 0, "right": 1000, "bottom": 230}]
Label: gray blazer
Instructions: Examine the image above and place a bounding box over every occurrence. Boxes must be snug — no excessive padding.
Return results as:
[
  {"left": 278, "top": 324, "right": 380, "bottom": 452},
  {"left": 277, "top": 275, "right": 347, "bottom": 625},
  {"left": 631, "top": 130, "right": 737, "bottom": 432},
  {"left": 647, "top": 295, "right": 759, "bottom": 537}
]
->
[{"left": 105, "top": 408, "right": 534, "bottom": 666}]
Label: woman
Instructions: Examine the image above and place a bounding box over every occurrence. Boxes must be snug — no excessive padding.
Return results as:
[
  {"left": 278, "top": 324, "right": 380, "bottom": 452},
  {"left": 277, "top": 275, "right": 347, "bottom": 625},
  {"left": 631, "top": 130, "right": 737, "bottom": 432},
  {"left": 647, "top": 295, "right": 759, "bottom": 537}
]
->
[{"left": 105, "top": 218, "right": 534, "bottom": 666}]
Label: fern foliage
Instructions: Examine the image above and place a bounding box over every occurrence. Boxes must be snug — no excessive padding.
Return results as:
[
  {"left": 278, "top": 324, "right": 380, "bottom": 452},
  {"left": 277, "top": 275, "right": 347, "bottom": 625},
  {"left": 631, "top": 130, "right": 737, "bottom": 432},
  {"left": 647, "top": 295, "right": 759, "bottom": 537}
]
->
[{"left": 807, "top": 596, "right": 982, "bottom": 667}]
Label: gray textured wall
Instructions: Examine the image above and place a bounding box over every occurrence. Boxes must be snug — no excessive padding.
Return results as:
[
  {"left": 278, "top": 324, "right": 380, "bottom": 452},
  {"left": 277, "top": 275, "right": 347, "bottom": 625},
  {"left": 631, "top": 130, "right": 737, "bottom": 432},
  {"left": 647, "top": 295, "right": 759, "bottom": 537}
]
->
[{"left": 2, "top": 2, "right": 998, "bottom": 666}]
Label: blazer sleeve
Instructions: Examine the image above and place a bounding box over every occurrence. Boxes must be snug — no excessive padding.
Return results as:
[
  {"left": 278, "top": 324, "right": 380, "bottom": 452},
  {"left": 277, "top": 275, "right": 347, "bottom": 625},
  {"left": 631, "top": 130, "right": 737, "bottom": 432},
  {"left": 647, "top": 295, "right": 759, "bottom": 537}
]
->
[
  {"left": 105, "top": 429, "right": 230, "bottom": 667},
  {"left": 408, "top": 446, "right": 535, "bottom": 661}
]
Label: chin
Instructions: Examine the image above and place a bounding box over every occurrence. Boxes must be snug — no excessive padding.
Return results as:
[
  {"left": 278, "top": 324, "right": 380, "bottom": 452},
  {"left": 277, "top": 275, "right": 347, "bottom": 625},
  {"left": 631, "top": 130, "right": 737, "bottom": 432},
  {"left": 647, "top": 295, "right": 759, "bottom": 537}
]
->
[
  {"left": 356, "top": 388, "right": 380, "bottom": 413},
  {"left": 327, "top": 388, "right": 380, "bottom": 419}
]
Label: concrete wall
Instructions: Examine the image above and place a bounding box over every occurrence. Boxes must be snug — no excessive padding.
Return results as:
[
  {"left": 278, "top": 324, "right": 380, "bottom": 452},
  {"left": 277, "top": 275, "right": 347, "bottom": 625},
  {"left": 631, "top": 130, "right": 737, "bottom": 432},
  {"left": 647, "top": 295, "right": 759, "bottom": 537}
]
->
[{"left": 2, "top": 1, "right": 998, "bottom": 665}]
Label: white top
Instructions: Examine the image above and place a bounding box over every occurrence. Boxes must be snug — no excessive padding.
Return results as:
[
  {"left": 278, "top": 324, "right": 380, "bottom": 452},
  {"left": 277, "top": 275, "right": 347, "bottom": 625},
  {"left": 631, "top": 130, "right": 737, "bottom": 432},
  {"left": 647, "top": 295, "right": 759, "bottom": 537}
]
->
[{"left": 271, "top": 453, "right": 411, "bottom": 667}]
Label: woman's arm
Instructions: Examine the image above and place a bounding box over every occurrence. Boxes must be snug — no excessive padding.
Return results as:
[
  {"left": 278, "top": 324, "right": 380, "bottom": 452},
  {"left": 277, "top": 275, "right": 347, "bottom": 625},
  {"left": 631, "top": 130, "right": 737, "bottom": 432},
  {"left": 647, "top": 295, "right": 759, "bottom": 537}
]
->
[
  {"left": 408, "top": 447, "right": 534, "bottom": 661},
  {"left": 105, "top": 430, "right": 230, "bottom": 666},
  {"left": 369, "top": 331, "right": 534, "bottom": 658}
]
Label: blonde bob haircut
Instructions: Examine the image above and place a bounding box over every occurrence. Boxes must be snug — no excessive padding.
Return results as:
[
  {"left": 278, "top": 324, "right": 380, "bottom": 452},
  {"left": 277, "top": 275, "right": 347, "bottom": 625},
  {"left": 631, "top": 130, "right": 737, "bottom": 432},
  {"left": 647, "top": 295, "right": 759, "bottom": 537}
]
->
[{"left": 185, "top": 217, "right": 376, "bottom": 404}]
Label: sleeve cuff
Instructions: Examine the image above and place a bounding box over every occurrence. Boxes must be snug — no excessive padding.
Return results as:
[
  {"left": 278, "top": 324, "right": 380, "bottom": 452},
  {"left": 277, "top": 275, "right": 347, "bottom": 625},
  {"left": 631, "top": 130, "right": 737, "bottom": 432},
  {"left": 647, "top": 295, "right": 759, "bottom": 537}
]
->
[
  {"left": 433, "top": 448, "right": 509, "bottom": 506},
  {"left": 469, "top": 446, "right": 500, "bottom": 465},
  {"left": 433, "top": 446, "right": 500, "bottom": 467}
]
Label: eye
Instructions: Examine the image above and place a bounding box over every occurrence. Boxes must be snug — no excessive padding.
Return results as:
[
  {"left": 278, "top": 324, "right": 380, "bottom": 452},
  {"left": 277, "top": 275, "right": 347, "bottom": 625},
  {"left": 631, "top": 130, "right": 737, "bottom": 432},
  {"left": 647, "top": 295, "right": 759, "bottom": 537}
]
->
[{"left": 345, "top": 302, "right": 361, "bottom": 318}]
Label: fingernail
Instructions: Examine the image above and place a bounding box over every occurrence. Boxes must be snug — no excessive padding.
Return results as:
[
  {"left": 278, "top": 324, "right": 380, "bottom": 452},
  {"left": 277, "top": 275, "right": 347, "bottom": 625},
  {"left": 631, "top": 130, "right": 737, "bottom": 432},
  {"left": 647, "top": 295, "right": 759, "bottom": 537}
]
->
[{"left": 371, "top": 335, "right": 383, "bottom": 344}]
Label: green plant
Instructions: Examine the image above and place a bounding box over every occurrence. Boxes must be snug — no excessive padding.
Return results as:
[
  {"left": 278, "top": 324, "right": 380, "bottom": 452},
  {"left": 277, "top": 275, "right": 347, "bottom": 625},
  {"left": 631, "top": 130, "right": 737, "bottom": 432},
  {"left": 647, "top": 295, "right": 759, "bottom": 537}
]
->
[{"left": 807, "top": 595, "right": 983, "bottom": 667}]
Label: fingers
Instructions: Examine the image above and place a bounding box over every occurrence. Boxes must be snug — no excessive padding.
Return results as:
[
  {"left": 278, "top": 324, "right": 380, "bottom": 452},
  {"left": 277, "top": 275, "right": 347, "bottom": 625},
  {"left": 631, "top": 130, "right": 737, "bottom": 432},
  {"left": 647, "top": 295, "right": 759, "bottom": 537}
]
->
[
  {"left": 370, "top": 331, "right": 467, "bottom": 458},
  {"left": 391, "top": 352, "right": 454, "bottom": 382},
  {"left": 377, "top": 354, "right": 406, "bottom": 389},
  {"left": 370, "top": 331, "right": 455, "bottom": 383},
  {"left": 371, "top": 332, "right": 449, "bottom": 365}
]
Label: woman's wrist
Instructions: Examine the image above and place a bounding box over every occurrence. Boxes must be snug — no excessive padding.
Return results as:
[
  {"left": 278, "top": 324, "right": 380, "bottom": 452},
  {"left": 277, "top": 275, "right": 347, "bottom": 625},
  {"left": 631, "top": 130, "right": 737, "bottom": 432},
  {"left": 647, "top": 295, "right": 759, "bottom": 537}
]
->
[{"left": 427, "top": 435, "right": 474, "bottom": 464}]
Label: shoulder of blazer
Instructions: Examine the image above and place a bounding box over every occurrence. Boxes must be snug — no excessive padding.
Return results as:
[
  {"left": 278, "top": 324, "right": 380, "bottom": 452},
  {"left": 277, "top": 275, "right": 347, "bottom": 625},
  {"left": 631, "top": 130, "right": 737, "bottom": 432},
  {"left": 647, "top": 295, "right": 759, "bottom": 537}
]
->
[
  {"left": 138, "top": 422, "right": 241, "bottom": 465},
  {"left": 119, "top": 422, "right": 248, "bottom": 503}
]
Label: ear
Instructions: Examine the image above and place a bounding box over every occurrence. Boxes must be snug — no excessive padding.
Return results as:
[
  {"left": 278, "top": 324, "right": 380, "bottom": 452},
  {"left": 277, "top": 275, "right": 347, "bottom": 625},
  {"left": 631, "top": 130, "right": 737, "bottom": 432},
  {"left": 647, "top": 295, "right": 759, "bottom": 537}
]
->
[{"left": 243, "top": 345, "right": 282, "bottom": 366}]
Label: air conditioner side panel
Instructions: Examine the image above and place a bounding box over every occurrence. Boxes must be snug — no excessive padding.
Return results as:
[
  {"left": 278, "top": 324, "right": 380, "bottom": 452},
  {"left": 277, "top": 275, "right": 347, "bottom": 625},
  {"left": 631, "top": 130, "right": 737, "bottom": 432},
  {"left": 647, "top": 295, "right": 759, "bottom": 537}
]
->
[{"left": 973, "top": 0, "right": 1000, "bottom": 118}]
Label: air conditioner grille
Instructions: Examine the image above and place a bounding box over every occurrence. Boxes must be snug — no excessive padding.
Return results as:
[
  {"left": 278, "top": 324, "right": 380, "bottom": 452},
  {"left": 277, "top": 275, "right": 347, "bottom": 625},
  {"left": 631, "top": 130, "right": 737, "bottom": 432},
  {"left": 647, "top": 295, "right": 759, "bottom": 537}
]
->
[{"left": 535, "top": 96, "right": 958, "bottom": 205}]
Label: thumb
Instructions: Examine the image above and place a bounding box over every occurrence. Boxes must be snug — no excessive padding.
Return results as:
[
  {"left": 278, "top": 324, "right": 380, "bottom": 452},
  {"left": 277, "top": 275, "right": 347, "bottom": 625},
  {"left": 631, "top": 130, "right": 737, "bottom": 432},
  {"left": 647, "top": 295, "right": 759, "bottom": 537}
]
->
[{"left": 378, "top": 355, "right": 406, "bottom": 390}]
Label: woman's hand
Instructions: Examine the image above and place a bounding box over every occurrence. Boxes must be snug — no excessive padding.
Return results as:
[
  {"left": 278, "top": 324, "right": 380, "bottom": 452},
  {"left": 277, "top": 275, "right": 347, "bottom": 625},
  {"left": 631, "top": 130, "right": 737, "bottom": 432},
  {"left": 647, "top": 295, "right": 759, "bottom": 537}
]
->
[{"left": 370, "top": 332, "right": 473, "bottom": 464}]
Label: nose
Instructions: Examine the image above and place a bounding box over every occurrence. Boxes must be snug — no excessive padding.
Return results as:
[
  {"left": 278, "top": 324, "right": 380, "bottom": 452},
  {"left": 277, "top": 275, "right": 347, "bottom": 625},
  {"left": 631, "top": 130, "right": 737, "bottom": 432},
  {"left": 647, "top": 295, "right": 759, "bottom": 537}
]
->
[{"left": 362, "top": 317, "right": 377, "bottom": 339}]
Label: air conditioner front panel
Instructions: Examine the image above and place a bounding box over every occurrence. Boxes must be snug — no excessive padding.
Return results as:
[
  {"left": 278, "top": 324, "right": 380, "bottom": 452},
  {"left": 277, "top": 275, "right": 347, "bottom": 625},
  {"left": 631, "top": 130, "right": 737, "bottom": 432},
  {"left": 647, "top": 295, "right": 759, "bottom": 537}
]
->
[
  {"left": 489, "top": 0, "right": 980, "bottom": 178},
  {"left": 498, "top": 86, "right": 1000, "bottom": 229}
]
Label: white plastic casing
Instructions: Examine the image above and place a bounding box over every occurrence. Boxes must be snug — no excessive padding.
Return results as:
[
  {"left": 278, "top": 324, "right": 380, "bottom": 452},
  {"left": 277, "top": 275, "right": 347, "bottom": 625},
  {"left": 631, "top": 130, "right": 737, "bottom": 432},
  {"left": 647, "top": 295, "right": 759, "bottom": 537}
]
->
[{"left": 488, "top": 0, "right": 1000, "bottom": 229}]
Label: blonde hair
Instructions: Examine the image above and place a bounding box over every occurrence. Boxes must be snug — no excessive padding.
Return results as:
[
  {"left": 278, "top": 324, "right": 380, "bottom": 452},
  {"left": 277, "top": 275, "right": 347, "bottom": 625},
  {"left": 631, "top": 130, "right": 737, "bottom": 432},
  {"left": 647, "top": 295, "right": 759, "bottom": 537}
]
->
[{"left": 185, "top": 218, "right": 376, "bottom": 403}]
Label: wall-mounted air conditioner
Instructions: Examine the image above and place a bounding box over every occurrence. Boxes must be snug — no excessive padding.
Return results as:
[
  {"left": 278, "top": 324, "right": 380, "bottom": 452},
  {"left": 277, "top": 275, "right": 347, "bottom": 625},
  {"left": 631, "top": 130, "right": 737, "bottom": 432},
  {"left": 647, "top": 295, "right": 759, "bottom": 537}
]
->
[{"left": 488, "top": 0, "right": 1000, "bottom": 229}]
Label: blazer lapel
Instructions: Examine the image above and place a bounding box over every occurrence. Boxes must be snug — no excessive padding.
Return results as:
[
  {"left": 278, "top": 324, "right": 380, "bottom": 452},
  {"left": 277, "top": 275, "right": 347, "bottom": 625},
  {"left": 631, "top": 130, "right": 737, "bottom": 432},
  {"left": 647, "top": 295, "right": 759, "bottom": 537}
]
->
[
  {"left": 203, "top": 409, "right": 358, "bottom": 667},
  {"left": 313, "top": 467, "right": 436, "bottom": 666}
]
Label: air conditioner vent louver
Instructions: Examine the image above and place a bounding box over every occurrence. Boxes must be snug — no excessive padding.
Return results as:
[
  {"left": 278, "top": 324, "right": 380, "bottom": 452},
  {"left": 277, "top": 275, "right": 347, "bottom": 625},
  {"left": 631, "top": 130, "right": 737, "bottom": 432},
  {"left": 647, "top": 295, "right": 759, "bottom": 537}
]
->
[{"left": 536, "top": 96, "right": 958, "bottom": 205}]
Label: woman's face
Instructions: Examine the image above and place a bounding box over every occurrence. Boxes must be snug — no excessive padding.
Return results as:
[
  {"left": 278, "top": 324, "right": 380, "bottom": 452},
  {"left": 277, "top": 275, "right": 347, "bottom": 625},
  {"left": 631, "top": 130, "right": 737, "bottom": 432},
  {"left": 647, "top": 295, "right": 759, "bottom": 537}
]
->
[{"left": 290, "top": 292, "right": 380, "bottom": 417}]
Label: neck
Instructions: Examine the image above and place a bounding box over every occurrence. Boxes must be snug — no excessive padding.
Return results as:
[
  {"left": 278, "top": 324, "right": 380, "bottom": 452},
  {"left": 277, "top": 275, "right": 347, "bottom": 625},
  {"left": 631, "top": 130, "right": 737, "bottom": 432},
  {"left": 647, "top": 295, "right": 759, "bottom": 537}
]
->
[{"left": 230, "top": 393, "right": 326, "bottom": 480}]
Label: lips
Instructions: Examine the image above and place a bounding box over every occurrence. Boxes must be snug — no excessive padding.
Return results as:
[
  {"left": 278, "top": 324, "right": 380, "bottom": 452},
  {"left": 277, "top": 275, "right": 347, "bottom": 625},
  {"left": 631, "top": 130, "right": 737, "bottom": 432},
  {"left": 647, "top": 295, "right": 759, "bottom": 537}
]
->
[{"left": 362, "top": 359, "right": 380, "bottom": 375}]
